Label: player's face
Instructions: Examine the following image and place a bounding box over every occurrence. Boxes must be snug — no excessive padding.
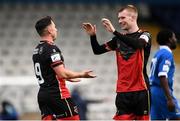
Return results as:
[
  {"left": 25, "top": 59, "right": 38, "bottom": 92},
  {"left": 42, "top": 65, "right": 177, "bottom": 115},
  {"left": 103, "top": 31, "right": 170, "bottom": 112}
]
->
[
  {"left": 118, "top": 10, "right": 133, "bottom": 31},
  {"left": 48, "top": 21, "right": 58, "bottom": 41},
  {"left": 169, "top": 33, "right": 177, "bottom": 50}
]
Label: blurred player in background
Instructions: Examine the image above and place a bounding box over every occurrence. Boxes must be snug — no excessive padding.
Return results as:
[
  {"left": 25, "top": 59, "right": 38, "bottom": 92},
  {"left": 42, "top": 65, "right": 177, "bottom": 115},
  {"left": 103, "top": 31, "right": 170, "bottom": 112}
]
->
[
  {"left": 149, "top": 30, "right": 180, "bottom": 120},
  {"left": 0, "top": 101, "right": 19, "bottom": 120},
  {"left": 83, "top": 5, "right": 151, "bottom": 120},
  {"left": 32, "top": 16, "right": 96, "bottom": 121},
  {"left": 71, "top": 86, "right": 104, "bottom": 120}
]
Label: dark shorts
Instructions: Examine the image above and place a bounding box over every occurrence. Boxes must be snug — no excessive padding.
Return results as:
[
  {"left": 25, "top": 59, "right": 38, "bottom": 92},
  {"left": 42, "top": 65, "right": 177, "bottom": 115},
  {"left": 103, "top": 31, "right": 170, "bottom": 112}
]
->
[
  {"left": 115, "top": 90, "right": 150, "bottom": 116},
  {"left": 38, "top": 88, "right": 78, "bottom": 119}
]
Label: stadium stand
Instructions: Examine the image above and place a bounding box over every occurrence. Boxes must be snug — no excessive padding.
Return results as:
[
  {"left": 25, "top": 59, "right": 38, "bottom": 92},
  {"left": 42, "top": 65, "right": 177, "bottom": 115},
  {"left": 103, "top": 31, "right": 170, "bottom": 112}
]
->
[{"left": 0, "top": 2, "right": 179, "bottom": 120}]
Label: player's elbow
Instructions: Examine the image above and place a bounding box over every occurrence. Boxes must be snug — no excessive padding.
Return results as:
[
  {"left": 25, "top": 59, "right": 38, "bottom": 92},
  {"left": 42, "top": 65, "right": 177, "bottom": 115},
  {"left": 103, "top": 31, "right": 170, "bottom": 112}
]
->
[
  {"left": 136, "top": 39, "right": 147, "bottom": 49},
  {"left": 92, "top": 49, "right": 105, "bottom": 55},
  {"left": 93, "top": 51, "right": 102, "bottom": 55},
  {"left": 135, "top": 44, "right": 144, "bottom": 49},
  {"left": 132, "top": 41, "right": 145, "bottom": 49},
  {"left": 56, "top": 73, "right": 69, "bottom": 79},
  {"left": 53, "top": 65, "right": 71, "bottom": 79}
]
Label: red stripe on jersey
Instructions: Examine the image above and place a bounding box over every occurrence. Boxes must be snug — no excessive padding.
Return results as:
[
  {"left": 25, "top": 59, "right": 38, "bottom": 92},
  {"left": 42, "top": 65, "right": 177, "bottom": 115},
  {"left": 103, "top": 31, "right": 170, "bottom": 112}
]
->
[
  {"left": 113, "top": 113, "right": 136, "bottom": 120},
  {"left": 136, "top": 115, "right": 150, "bottom": 120},
  {"left": 57, "top": 77, "right": 71, "bottom": 99},
  {"left": 140, "top": 49, "right": 148, "bottom": 90},
  {"left": 113, "top": 114, "right": 149, "bottom": 120},
  {"left": 116, "top": 49, "right": 147, "bottom": 92},
  {"left": 57, "top": 115, "right": 80, "bottom": 121},
  {"left": 51, "top": 61, "right": 63, "bottom": 68},
  {"left": 42, "top": 115, "right": 55, "bottom": 120}
]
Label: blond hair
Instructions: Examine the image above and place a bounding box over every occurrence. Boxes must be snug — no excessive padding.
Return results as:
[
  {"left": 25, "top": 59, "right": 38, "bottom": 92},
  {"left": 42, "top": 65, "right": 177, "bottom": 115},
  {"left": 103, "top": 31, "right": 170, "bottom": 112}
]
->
[{"left": 118, "top": 5, "right": 138, "bottom": 19}]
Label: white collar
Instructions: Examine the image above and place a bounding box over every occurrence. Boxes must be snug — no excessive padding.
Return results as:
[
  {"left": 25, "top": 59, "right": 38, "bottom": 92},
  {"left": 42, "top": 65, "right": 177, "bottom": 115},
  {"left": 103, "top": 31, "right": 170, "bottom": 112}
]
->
[{"left": 159, "top": 45, "right": 172, "bottom": 53}]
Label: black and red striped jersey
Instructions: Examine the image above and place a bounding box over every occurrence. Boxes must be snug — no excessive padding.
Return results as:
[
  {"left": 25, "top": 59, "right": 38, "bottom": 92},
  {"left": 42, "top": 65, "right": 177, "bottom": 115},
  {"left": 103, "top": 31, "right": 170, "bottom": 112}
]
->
[
  {"left": 32, "top": 40, "right": 70, "bottom": 98},
  {"left": 90, "top": 29, "right": 151, "bottom": 93},
  {"left": 107, "top": 30, "right": 151, "bottom": 92}
]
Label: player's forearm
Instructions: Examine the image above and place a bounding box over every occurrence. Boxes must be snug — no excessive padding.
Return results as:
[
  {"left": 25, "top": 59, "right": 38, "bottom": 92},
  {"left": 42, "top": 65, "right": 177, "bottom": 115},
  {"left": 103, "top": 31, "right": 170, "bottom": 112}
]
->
[
  {"left": 57, "top": 69, "right": 84, "bottom": 79},
  {"left": 113, "top": 30, "right": 146, "bottom": 49},
  {"left": 66, "top": 78, "right": 80, "bottom": 82},
  {"left": 54, "top": 65, "right": 84, "bottom": 79},
  {"left": 90, "top": 35, "right": 108, "bottom": 54},
  {"left": 159, "top": 76, "right": 172, "bottom": 100}
]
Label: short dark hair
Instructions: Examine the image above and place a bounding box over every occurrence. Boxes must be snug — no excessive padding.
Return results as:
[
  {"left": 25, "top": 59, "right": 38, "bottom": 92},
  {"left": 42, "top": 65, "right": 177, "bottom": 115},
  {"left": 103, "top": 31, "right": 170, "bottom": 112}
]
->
[
  {"left": 157, "top": 29, "right": 173, "bottom": 45},
  {"left": 35, "top": 16, "right": 52, "bottom": 36}
]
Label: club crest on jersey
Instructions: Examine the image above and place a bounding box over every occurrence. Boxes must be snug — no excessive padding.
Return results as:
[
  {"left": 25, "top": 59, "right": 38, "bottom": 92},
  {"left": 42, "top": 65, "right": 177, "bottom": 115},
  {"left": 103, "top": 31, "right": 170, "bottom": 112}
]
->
[
  {"left": 165, "top": 60, "right": 171, "bottom": 66},
  {"left": 162, "top": 65, "right": 169, "bottom": 72},
  {"left": 39, "top": 47, "right": 43, "bottom": 54},
  {"left": 53, "top": 49, "right": 56, "bottom": 52},
  {"left": 51, "top": 53, "right": 61, "bottom": 62}
]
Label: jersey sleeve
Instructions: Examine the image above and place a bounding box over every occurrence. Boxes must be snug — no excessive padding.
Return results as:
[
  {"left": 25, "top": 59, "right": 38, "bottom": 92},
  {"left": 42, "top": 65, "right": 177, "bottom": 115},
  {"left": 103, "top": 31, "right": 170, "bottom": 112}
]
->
[
  {"left": 105, "top": 36, "right": 117, "bottom": 51},
  {"left": 46, "top": 45, "right": 64, "bottom": 68},
  {"left": 158, "top": 54, "right": 172, "bottom": 78},
  {"left": 139, "top": 32, "right": 151, "bottom": 44},
  {"left": 139, "top": 32, "right": 151, "bottom": 48},
  {"left": 90, "top": 35, "right": 117, "bottom": 54},
  {"left": 113, "top": 30, "right": 151, "bottom": 49}
]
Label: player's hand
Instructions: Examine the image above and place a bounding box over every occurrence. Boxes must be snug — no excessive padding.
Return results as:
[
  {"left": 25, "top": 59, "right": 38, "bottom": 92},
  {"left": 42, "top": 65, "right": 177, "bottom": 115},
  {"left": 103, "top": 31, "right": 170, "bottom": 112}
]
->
[
  {"left": 101, "top": 18, "right": 115, "bottom": 33},
  {"left": 82, "top": 23, "right": 96, "bottom": 36},
  {"left": 167, "top": 99, "right": 175, "bottom": 112},
  {"left": 81, "top": 70, "right": 96, "bottom": 78},
  {"left": 67, "top": 78, "right": 81, "bottom": 82}
]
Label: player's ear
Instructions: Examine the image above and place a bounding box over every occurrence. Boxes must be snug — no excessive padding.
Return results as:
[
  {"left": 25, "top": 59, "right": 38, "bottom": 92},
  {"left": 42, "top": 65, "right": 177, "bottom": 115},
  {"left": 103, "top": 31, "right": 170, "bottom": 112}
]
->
[{"left": 46, "top": 26, "right": 52, "bottom": 34}]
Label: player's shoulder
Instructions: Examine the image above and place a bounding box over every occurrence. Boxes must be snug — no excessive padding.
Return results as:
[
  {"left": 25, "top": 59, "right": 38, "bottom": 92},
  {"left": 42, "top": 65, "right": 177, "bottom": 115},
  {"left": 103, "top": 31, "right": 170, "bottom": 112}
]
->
[
  {"left": 138, "top": 29, "right": 149, "bottom": 33},
  {"left": 138, "top": 29, "right": 152, "bottom": 40},
  {"left": 35, "top": 41, "right": 60, "bottom": 56},
  {"left": 138, "top": 29, "right": 151, "bottom": 36},
  {"left": 160, "top": 47, "right": 172, "bottom": 54},
  {"left": 157, "top": 48, "right": 173, "bottom": 59},
  {"left": 43, "top": 41, "right": 60, "bottom": 51}
]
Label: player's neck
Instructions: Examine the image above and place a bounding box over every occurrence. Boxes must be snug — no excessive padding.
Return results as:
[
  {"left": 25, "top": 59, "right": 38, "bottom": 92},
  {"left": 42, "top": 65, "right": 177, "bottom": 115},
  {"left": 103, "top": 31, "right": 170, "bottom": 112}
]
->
[
  {"left": 41, "top": 36, "right": 54, "bottom": 43},
  {"left": 127, "top": 24, "right": 139, "bottom": 34}
]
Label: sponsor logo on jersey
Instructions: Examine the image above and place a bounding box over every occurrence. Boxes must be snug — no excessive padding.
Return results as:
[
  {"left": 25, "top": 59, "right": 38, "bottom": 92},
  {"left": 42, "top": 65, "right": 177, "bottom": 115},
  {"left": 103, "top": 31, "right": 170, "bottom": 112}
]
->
[
  {"left": 74, "top": 106, "right": 78, "bottom": 113},
  {"left": 51, "top": 53, "right": 61, "bottom": 62},
  {"left": 53, "top": 49, "right": 56, "bottom": 52},
  {"left": 144, "top": 110, "right": 148, "bottom": 115}
]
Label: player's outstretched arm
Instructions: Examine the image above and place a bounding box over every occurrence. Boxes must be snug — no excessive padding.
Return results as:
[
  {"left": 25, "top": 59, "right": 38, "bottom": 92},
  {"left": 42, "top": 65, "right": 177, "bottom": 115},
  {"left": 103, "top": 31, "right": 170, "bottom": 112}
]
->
[
  {"left": 53, "top": 64, "right": 96, "bottom": 80},
  {"left": 82, "top": 22, "right": 109, "bottom": 55}
]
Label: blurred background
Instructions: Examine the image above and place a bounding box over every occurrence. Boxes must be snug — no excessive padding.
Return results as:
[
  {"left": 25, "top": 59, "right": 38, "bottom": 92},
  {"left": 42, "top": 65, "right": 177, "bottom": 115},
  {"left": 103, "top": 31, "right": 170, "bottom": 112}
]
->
[{"left": 0, "top": 0, "right": 180, "bottom": 120}]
